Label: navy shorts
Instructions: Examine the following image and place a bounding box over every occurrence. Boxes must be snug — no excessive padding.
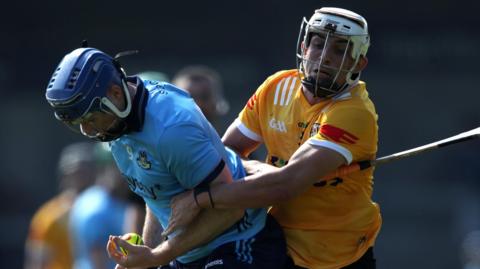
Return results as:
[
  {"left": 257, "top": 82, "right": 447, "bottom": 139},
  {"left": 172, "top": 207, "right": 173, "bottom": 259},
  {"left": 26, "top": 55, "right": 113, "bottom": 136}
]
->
[{"left": 174, "top": 214, "right": 287, "bottom": 269}]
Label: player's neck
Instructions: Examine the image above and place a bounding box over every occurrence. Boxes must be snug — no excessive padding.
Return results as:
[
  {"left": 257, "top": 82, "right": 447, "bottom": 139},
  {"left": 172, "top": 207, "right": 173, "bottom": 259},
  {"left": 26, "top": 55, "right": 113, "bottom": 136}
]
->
[{"left": 301, "top": 86, "right": 329, "bottom": 105}]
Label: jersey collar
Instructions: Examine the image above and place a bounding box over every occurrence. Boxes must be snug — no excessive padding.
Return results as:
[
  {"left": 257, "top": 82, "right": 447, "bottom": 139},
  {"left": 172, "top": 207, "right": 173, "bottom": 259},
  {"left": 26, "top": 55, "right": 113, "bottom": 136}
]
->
[{"left": 124, "top": 76, "right": 148, "bottom": 133}]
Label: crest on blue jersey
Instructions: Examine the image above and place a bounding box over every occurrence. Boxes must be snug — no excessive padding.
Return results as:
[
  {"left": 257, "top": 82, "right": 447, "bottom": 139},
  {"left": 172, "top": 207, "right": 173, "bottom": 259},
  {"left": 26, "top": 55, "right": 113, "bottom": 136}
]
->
[{"left": 136, "top": 151, "right": 152, "bottom": 170}]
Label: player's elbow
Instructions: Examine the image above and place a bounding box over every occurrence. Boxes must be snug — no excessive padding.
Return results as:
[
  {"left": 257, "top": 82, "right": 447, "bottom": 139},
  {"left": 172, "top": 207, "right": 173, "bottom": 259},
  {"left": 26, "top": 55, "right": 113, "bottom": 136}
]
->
[
  {"left": 267, "top": 177, "right": 297, "bottom": 204},
  {"left": 270, "top": 170, "right": 308, "bottom": 202},
  {"left": 274, "top": 185, "right": 301, "bottom": 202}
]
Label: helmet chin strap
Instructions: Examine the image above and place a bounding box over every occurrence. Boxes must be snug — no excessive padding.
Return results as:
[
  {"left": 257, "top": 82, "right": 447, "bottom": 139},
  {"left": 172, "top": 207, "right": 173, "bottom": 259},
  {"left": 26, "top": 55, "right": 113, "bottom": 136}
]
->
[
  {"left": 91, "top": 80, "right": 132, "bottom": 142},
  {"left": 97, "top": 118, "right": 129, "bottom": 142},
  {"left": 80, "top": 117, "right": 128, "bottom": 142},
  {"left": 301, "top": 76, "right": 347, "bottom": 98},
  {"left": 101, "top": 79, "right": 132, "bottom": 119},
  {"left": 95, "top": 123, "right": 127, "bottom": 142}
]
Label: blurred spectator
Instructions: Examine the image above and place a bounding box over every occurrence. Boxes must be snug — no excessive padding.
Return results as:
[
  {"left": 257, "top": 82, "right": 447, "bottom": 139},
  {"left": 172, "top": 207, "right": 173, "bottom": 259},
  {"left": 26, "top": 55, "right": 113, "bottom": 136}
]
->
[
  {"left": 24, "top": 142, "right": 97, "bottom": 269},
  {"left": 172, "top": 65, "right": 229, "bottom": 129},
  {"left": 69, "top": 142, "right": 145, "bottom": 269}
]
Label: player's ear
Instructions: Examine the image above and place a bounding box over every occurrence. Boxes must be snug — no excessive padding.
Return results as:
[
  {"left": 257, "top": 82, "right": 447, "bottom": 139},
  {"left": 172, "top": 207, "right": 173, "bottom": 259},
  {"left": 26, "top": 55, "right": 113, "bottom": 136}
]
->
[
  {"left": 354, "top": 56, "right": 368, "bottom": 72},
  {"left": 106, "top": 84, "right": 126, "bottom": 109},
  {"left": 106, "top": 84, "right": 124, "bottom": 102}
]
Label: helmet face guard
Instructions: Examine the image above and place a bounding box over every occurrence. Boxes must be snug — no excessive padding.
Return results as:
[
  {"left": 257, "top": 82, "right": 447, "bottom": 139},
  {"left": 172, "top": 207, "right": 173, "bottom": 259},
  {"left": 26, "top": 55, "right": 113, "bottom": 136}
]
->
[
  {"left": 296, "top": 7, "right": 370, "bottom": 98},
  {"left": 45, "top": 48, "right": 132, "bottom": 141},
  {"left": 60, "top": 102, "right": 128, "bottom": 142}
]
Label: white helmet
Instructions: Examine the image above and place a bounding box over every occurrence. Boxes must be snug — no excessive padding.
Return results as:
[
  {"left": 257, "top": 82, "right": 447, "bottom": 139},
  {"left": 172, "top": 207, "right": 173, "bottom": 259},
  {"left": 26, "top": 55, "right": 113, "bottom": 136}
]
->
[{"left": 296, "top": 7, "right": 370, "bottom": 97}]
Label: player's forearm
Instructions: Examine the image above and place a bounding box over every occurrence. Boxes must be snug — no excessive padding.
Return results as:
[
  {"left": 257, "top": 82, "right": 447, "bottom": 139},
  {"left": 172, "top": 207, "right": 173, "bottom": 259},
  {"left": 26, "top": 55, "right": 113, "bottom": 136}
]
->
[
  {"left": 241, "top": 159, "right": 280, "bottom": 175},
  {"left": 207, "top": 158, "right": 291, "bottom": 208},
  {"left": 142, "top": 206, "right": 164, "bottom": 248},
  {"left": 151, "top": 208, "right": 244, "bottom": 264},
  {"left": 197, "top": 168, "right": 304, "bottom": 209},
  {"left": 198, "top": 143, "right": 346, "bottom": 209},
  {"left": 123, "top": 204, "right": 145, "bottom": 234},
  {"left": 199, "top": 158, "right": 338, "bottom": 208}
]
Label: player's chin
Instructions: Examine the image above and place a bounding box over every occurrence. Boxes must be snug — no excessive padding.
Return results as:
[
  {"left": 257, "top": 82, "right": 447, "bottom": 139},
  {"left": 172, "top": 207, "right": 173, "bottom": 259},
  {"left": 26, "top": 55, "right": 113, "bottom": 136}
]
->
[{"left": 315, "top": 78, "right": 339, "bottom": 89}]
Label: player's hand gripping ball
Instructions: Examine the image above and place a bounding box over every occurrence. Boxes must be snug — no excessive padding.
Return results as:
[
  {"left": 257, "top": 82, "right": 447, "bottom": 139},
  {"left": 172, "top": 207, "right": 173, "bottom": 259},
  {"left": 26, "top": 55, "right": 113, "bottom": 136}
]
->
[{"left": 120, "top": 232, "right": 144, "bottom": 255}]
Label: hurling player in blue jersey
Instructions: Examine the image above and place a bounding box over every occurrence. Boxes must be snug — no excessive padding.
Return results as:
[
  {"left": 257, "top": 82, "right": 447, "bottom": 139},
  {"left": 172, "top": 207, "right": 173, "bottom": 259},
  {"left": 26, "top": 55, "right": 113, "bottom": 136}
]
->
[{"left": 45, "top": 46, "right": 286, "bottom": 269}]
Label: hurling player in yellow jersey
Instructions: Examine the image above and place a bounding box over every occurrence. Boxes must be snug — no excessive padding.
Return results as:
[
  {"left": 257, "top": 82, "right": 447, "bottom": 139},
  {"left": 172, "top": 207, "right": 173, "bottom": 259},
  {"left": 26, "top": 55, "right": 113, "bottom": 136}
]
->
[{"left": 166, "top": 7, "right": 380, "bottom": 269}]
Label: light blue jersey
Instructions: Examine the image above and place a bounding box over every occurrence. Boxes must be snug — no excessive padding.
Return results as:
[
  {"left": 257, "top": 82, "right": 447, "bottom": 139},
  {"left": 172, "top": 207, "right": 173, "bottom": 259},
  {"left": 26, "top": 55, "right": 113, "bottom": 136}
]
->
[{"left": 110, "top": 78, "right": 267, "bottom": 263}]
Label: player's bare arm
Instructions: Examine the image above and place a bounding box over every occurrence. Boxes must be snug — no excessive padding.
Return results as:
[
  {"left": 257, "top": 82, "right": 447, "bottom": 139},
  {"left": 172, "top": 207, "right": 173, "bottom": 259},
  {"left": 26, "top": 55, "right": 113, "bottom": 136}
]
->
[
  {"left": 108, "top": 208, "right": 243, "bottom": 268},
  {"left": 163, "top": 164, "right": 243, "bottom": 235},
  {"left": 224, "top": 124, "right": 346, "bottom": 203},
  {"left": 203, "top": 141, "right": 345, "bottom": 209},
  {"left": 107, "top": 165, "right": 244, "bottom": 268},
  {"left": 223, "top": 121, "right": 281, "bottom": 175},
  {"left": 222, "top": 120, "right": 260, "bottom": 158},
  {"left": 142, "top": 206, "right": 164, "bottom": 248},
  {"left": 150, "top": 206, "right": 243, "bottom": 266},
  {"left": 241, "top": 159, "right": 280, "bottom": 175}
]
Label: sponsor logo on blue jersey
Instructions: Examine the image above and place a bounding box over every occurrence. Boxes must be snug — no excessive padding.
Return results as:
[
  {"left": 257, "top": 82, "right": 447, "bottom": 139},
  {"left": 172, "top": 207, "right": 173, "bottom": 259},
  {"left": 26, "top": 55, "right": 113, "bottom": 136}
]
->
[{"left": 124, "top": 175, "right": 159, "bottom": 199}]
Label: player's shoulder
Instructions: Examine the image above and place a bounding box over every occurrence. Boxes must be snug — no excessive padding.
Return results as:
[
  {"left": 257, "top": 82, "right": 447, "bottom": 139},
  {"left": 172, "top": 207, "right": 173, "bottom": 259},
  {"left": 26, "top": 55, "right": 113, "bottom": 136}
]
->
[
  {"left": 331, "top": 81, "right": 372, "bottom": 106},
  {"left": 326, "top": 81, "right": 376, "bottom": 115},
  {"left": 255, "top": 69, "right": 299, "bottom": 101},
  {"left": 143, "top": 81, "right": 196, "bottom": 124},
  {"left": 263, "top": 69, "right": 299, "bottom": 88},
  {"left": 144, "top": 81, "right": 190, "bottom": 102},
  {"left": 268, "top": 69, "right": 298, "bottom": 79}
]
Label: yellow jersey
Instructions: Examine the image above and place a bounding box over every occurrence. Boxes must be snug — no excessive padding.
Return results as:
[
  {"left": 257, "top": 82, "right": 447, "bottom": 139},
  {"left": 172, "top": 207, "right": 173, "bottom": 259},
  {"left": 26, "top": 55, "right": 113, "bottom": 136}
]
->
[
  {"left": 27, "top": 193, "right": 74, "bottom": 269},
  {"left": 237, "top": 69, "right": 381, "bottom": 269}
]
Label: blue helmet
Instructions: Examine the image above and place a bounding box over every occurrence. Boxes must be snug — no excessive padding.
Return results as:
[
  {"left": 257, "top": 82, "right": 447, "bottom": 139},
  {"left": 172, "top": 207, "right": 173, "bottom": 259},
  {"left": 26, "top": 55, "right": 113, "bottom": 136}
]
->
[{"left": 45, "top": 47, "right": 132, "bottom": 125}]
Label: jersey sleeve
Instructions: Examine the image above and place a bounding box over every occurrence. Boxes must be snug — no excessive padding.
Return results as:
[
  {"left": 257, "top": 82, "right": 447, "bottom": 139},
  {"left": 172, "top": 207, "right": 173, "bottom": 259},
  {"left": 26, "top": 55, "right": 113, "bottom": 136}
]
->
[
  {"left": 237, "top": 70, "right": 298, "bottom": 142},
  {"left": 237, "top": 72, "right": 283, "bottom": 142},
  {"left": 158, "top": 123, "right": 223, "bottom": 189},
  {"left": 308, "top": 106, "right": 377, "bottom": 164},
  {"left": 236, "top": 90, "right": 264, "bottom": 142}
]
